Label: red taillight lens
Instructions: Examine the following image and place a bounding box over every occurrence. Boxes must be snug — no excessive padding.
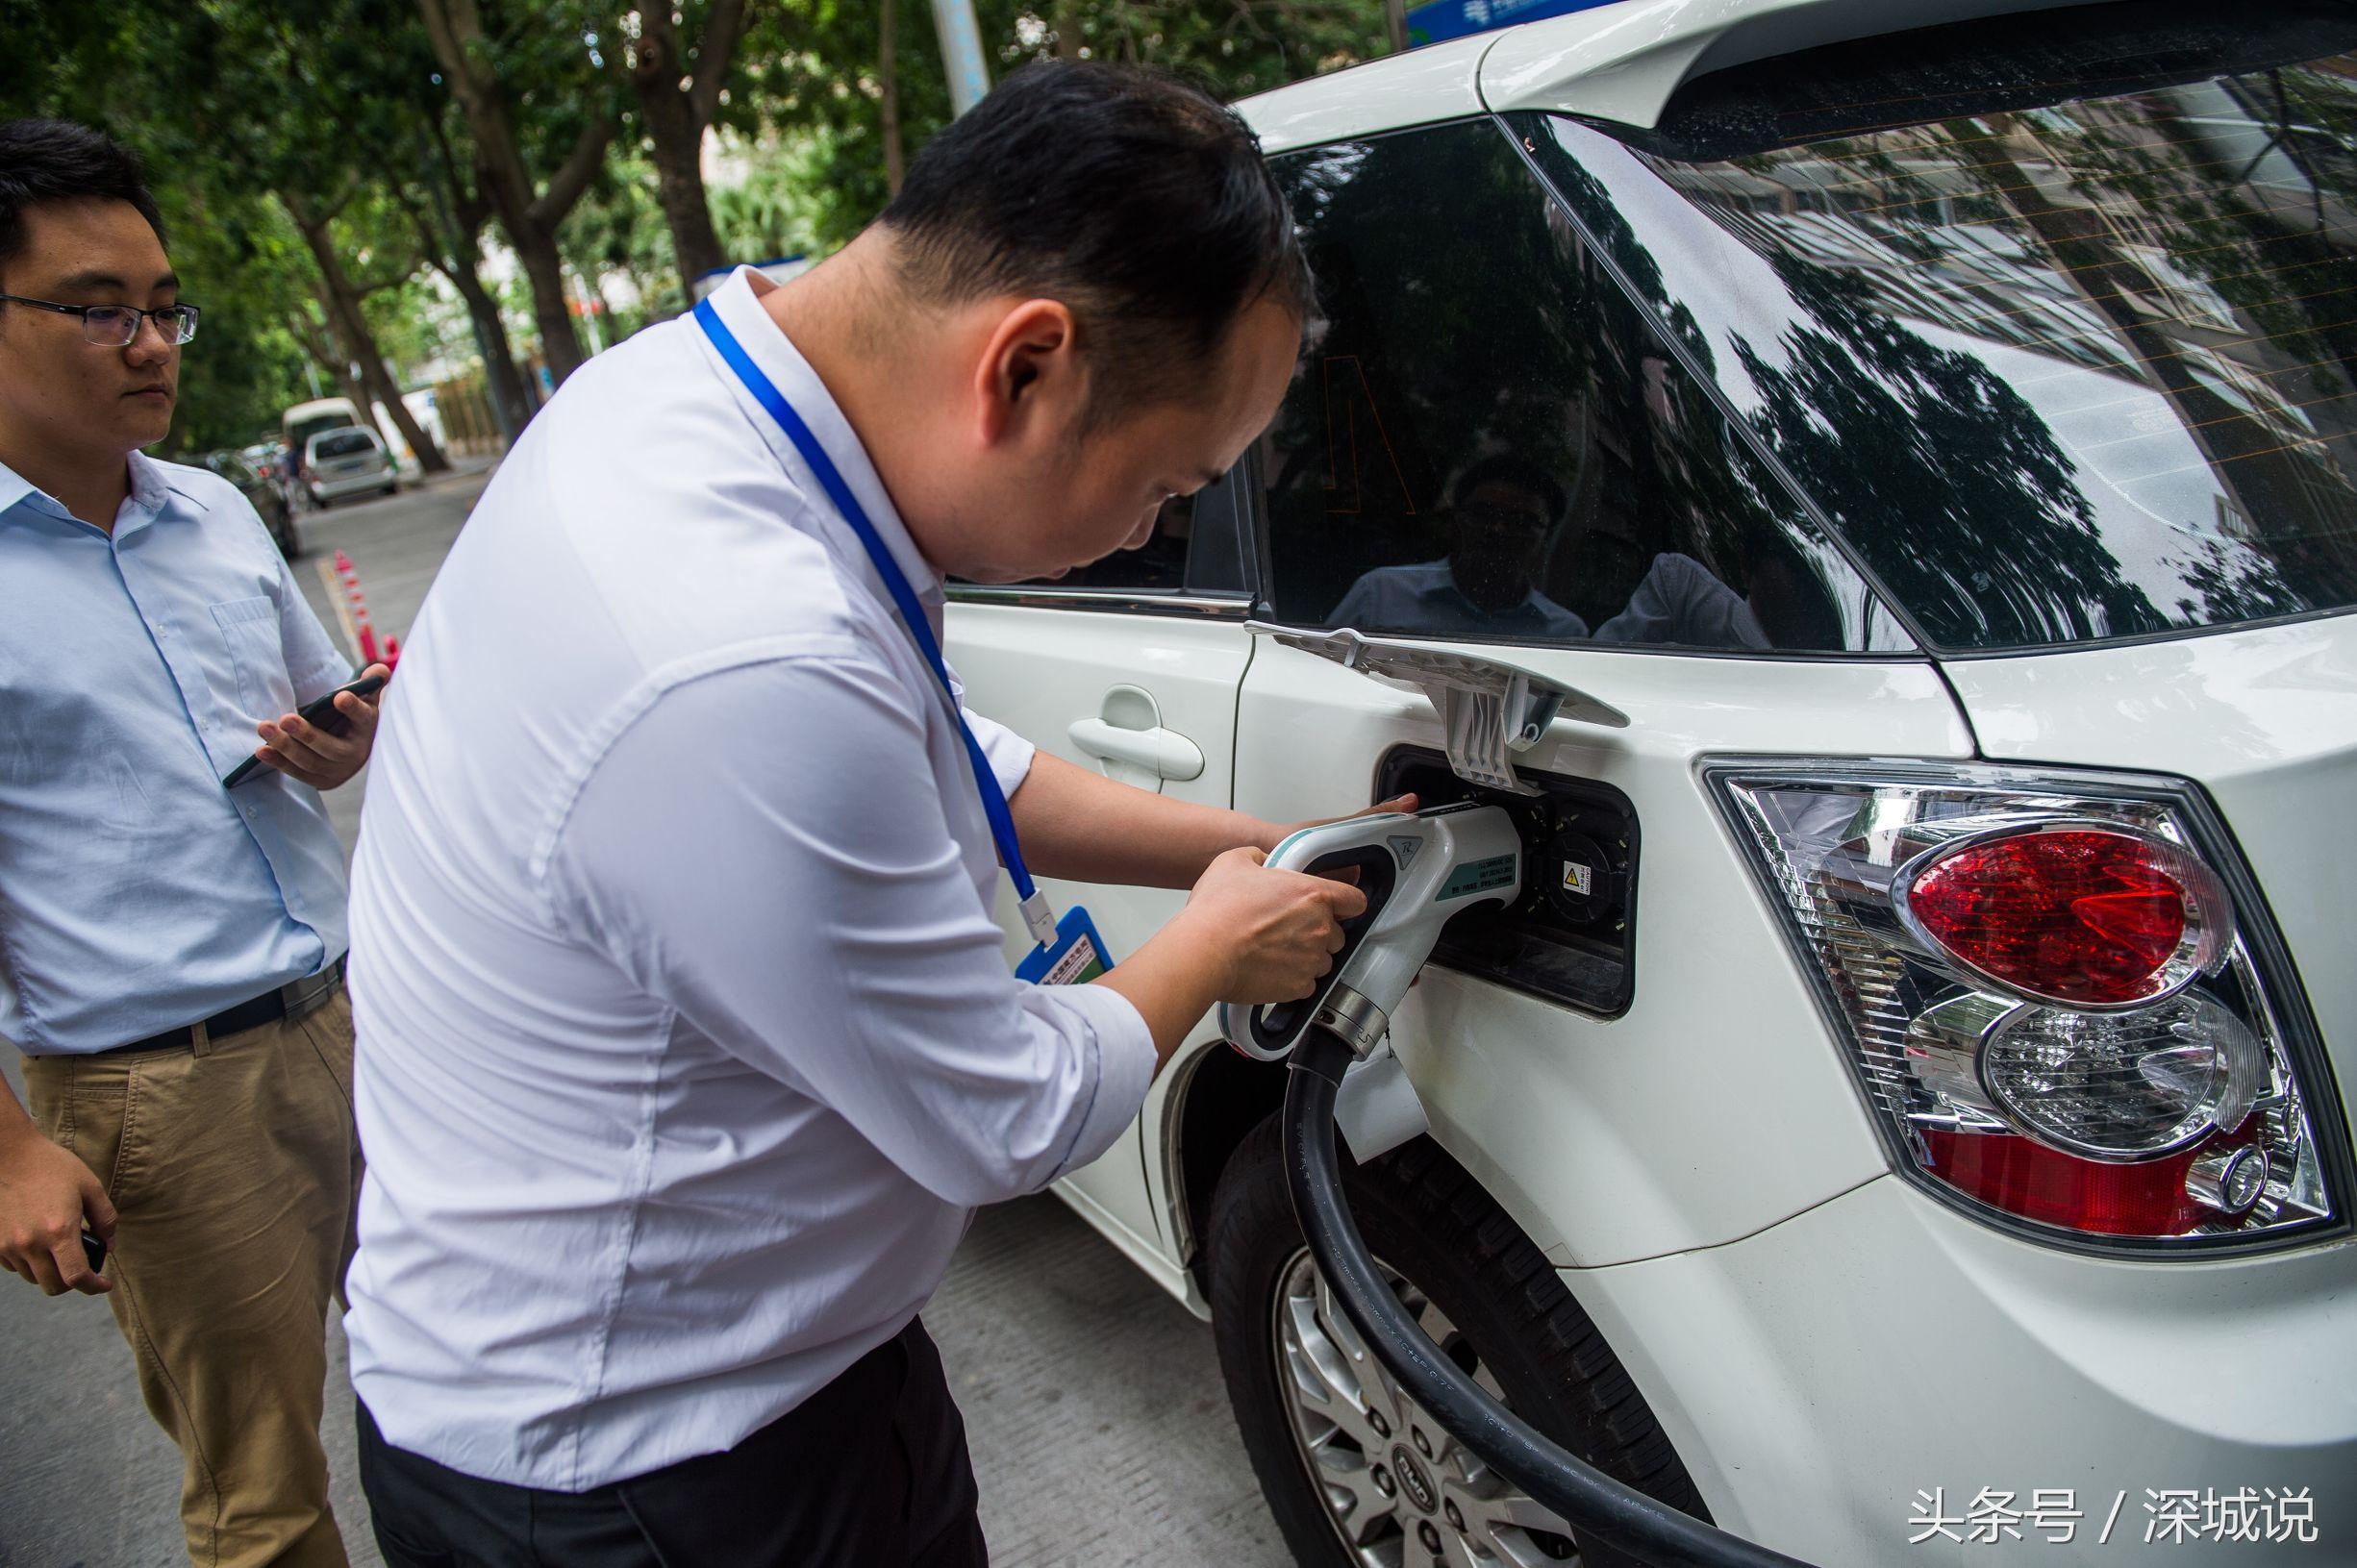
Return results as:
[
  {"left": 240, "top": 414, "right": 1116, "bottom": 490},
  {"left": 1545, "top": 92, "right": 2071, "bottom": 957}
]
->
[
  {"left": 1918, "top": 1127, "right": 2239, "bottom": 1236},
  {"left": 1899, "top": 828, "right": 2223, "bottom": 1007}
]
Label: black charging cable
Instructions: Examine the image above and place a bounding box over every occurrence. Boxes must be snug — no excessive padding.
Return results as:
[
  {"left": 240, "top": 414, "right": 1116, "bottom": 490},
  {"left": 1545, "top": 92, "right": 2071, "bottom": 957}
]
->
[{"left": 1282, "top": 1028, "right": 1817, "bottom": 1568}]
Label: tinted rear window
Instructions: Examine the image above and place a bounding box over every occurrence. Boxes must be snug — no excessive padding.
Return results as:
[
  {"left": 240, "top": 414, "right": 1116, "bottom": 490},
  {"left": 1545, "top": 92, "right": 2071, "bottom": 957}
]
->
[
  {"left": 1526, "top": 9, "right": 2357, "bottom": 651},
  {"left": 313, "top": 431, "right": 376, "bottom": 460}
]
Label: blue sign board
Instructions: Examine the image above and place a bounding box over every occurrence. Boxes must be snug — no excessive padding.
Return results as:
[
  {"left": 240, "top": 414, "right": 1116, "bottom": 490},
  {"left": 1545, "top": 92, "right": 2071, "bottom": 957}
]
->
[{"left": 1406, "top": 0, "right": 1624, "bottom": 47}]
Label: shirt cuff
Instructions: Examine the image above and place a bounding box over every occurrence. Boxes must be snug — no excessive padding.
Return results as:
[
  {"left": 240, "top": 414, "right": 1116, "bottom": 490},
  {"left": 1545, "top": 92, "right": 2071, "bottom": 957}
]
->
[{"left": 1047, "top": 983, "right": 1159, "bottom": 1179}]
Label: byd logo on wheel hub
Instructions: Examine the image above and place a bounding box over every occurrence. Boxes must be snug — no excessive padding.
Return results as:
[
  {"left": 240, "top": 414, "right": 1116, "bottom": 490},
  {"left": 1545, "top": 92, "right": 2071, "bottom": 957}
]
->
[{"left": 1391, "top": 1445, "right": 1439, "bottom": 1513}]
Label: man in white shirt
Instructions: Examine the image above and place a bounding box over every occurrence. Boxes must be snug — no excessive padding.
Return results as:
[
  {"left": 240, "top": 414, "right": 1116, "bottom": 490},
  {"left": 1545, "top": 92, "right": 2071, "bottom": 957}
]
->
[{"left": 347, "top": 62, "right": 1381, "bottom": 1567}]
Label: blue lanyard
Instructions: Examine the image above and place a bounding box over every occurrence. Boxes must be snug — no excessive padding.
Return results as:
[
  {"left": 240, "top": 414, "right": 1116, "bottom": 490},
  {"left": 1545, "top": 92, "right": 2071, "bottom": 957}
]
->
[{"left": 696, "top": 298, "right": 1058, "bottom": 949}]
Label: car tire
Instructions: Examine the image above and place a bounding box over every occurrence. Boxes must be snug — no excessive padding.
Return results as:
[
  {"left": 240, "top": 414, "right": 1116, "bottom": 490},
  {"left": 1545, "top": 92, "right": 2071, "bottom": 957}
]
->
[
  {"left": 1207, "top": 1115, "right": 1710, "bottom": 1568},
  {"left": 380, "top": 482, "right": 398, "bottom": 498}
]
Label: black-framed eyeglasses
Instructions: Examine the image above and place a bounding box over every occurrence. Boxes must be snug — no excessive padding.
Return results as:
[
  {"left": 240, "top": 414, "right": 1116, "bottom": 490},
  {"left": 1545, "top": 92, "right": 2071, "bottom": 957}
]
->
[{"left": 0, "top": 294, "right": 200, "bottom": 347}]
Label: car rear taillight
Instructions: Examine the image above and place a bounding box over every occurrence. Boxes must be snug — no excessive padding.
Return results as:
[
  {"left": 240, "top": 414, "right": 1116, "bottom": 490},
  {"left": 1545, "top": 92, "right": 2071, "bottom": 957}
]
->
[
  {"left": 1707, "top": 762, "right": 2341, "bottom": 1250},
  {"left": 1893, "top": 825, "right": 2229, "bottom": 1008}
]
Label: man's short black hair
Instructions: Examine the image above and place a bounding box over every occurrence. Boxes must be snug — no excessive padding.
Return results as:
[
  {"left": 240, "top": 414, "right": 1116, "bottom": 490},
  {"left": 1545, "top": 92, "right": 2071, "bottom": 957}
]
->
[
  {"left": 877, "top": 62, "right": 1309, "bottom": 421},
  {"left": 0, "top": 118, "right": 164, "bottom": 279}
]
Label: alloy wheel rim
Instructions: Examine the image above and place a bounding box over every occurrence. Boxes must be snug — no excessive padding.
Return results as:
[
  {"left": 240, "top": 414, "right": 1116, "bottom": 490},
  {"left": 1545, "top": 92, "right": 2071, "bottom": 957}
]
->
[{"left": 1270, "top": 1248, "right": 1580, "bottom": 1567}]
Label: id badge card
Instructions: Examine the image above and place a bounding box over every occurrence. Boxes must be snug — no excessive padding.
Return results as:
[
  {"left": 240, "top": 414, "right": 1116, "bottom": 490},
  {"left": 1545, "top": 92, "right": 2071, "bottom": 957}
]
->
[{"left": 1016, "top": 904, "right": 1116, "bottom": 984}]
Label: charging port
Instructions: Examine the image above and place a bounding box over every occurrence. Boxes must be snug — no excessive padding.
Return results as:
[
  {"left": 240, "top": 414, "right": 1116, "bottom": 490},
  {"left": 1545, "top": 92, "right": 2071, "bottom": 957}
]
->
[{"left": 1374, "top": 746, "right": 1639, "bottom": 1017}]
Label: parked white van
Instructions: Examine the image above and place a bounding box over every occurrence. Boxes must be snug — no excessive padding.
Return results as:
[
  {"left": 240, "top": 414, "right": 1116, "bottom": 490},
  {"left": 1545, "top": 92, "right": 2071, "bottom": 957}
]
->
[
  {"left": 282, "top": 395, "right": 363, "bottom": 462},
  {"left": 945, "top": 3, "right": 2357, "bottom": 1562}
]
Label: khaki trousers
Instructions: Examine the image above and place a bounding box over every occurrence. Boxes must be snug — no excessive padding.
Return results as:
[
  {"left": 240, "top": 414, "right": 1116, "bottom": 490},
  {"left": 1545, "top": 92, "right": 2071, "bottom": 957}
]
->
[{"left": 23, "top": 988, "right": 363, "bottom": 1568}]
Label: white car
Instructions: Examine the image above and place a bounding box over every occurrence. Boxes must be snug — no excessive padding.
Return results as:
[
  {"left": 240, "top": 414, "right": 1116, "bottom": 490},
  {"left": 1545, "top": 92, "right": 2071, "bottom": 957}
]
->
[
  {"left": 947, "top": 2, "right": 2357, "bottom": 1562},
  {"left": 303, "top": 425, "right": 398, "bottom": 509}
]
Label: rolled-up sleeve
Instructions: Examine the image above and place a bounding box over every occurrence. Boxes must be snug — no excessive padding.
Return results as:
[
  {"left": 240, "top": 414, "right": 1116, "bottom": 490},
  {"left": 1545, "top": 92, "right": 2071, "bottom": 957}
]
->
[
  {"left": 544, "top": 650, "right": 1154, "bottom": 1207},
  {"left": 963, "top": 705, "right": 1037, "bottom": 800},
  {"left": 945, "top": 660, "right": 1036, "bottom": 799}
]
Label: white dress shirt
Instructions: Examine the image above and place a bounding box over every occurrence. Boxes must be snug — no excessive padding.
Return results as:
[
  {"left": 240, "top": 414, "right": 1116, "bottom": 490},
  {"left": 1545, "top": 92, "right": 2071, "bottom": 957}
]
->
[{"left": 343, "top": 267, "right": 1157, "bottom": 1491}]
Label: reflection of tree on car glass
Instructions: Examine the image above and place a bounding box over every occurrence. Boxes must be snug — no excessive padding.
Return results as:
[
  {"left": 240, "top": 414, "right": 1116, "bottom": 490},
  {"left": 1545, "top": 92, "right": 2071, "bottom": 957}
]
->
[
  {"left": 1731, "top": 251, "right": 2144, "bottom": 646},
  {"left": 1330, "top": 457, "right": 1589, "bottom": 638},
  {"left": 1521, "top": 6, "right": 2357, "bottom": 652}
]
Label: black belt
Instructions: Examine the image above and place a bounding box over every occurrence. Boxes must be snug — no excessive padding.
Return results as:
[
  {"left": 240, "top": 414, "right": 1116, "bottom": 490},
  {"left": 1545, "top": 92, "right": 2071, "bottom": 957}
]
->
[{"left": 100, "top": 958, "right": 346, "bottom": 1056}]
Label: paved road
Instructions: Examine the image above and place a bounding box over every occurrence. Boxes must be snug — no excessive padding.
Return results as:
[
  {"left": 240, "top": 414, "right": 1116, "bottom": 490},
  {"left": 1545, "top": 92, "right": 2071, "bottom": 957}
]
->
[{"left": 0, "top": 469, "right": 1291, "bottom": 1568}]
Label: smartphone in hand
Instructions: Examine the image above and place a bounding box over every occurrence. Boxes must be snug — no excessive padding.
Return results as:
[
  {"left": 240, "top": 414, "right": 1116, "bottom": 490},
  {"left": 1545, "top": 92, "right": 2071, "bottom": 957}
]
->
[{"left": 222, "top": 672, "right": 389, "bottom": 788}]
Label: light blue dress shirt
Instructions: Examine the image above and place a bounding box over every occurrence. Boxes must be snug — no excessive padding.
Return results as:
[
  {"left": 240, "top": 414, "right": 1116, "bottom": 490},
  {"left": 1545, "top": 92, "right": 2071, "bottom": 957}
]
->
[{"left": 0, "top": 452, "right": 352, "bottom": 1055}]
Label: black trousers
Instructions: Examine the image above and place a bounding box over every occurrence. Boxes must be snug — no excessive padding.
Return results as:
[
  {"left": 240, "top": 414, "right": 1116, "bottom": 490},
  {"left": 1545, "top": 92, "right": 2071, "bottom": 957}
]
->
[{"left": 358, "top": 1318, "right": 989, "bottom": 1568}]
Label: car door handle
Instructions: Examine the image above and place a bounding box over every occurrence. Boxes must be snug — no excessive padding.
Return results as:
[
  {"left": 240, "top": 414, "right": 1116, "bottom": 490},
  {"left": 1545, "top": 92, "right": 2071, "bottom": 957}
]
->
[{"left": 1068, "top": 717, "right": 1205, "bottom": 783}]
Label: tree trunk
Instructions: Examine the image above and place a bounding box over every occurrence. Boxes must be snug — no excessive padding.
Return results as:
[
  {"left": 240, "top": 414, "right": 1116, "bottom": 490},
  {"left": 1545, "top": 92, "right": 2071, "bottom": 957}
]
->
[
  {"left": 288, "top": 310, "right": 385, "bottom": 446},
  {"left": 881, "top": 0, "right": 905, "bottom": 195},
  {"left": 1053, "top": 0, "right": 1082, "bottom": 60},
  {"left": 447, "top": 255, "right": 534, "bottom": 437},
  {"left": 413, "top": 122, "right": 539, "bottom": 433},
  {"left": 415, "top": 0, "right": 602, "bottom": 386},
  {"left": 627, "top": 3, "right": 749, "bottom": 301},
  {"left": 513, "top": 232, "right": 588, "bottom": 386},
  {"left": 286, "top": 200, "right": 452, "bottom": 474},
  {"left": 631, "top": 29, "right": 727, "bottom": 295}
]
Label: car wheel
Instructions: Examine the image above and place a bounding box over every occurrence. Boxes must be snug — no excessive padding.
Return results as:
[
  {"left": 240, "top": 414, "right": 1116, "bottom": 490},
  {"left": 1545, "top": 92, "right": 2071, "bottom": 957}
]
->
[
  {"left": 380, "top": 482, "right": 398, "bottom": 497},
  {"left": 1207, "top": 1116, "right": 1709, "bottom": 1568},
  {"left": 276, "top": 516, "right": 301, "bottom": 559}
]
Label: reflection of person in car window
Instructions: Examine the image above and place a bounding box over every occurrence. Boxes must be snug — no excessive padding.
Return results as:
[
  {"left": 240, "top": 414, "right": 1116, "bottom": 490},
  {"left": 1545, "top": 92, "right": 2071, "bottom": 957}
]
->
[
  {"left": 1328, "top": 455, "right": 1590, "bottom": 639},
  {"left": 1595, "top": 553, "right": 1766, "bottom": 648},
  {"left": 1596, "top": 531, "right": 1844, "bottom": 652}
]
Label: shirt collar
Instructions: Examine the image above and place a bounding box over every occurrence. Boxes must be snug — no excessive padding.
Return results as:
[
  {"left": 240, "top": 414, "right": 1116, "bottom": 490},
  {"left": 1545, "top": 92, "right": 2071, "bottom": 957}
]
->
[
  {"left": 0, "top": 451, "right": 197, "bottom": 535},
  {"left": 0, "top": 456, "right": 37, "bottom": 518},
  {"left": 115, "top": 451, "right": 188, "bottom": 536},
  {"left": 702, "top": 266, "right": 941, "bottom": 601}
]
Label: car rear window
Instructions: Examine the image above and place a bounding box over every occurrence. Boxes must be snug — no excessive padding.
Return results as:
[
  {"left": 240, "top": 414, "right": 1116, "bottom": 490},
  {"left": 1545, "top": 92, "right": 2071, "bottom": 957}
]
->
[
  {"left": 1525, "top": 4, "right": 2357, "bottom": 651},
  {"left": 313, "top": 431, "right": 377, "bottom": 460}
]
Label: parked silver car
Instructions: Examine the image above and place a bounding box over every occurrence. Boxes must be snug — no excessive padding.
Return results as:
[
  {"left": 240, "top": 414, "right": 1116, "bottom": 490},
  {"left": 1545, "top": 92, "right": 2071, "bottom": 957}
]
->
[{"left": 303, "top": 426, "right": 397, "bottom": 509}]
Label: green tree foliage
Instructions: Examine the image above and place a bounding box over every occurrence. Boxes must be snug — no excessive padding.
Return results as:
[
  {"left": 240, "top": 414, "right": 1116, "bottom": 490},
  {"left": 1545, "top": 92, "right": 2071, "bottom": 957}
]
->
[
  {"left": 9, "top": 0, "right": 1400, "bottom": 441},
  {"left": 724, "top": 2, "right": 1392, "bottom": 256}
]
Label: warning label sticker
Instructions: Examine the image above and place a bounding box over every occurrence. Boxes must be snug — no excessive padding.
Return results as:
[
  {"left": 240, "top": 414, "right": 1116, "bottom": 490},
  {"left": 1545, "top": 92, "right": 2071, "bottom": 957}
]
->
[{"left": 1561, "top": 860, "right": 1593, "bottom": 897}]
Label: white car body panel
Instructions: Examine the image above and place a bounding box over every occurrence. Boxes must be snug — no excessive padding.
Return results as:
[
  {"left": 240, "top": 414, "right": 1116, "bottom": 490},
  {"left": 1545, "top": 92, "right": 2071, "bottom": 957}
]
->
[
  {"left": 1477, "top": 0, "right": 2092, "bottom": 127},
  {"left": 1943, "top": 614, "right": 2357, "bottom": 1145},
  {"left": 1233, "top": 0, "right": 2104, "bottom": 153},
  {"left": 1228, "top": 640, "right": 1972, "bottom": 1265},
  {"left": 946, "top": 599, "right": 1253, "bottom": 1268},
  {"left": 1565, "top": 1177, "right": 2357, "bottom": 1562},
  {"left": 1235, "top": 32, "right": 1495, "bottom": 154}
]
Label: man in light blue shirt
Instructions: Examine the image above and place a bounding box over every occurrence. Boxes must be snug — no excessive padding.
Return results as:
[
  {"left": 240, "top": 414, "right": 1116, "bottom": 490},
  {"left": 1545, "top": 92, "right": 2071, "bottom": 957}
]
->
[{"left": 0, "top": 120, "right": 386, "bottom": 1568}]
